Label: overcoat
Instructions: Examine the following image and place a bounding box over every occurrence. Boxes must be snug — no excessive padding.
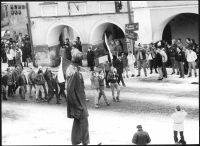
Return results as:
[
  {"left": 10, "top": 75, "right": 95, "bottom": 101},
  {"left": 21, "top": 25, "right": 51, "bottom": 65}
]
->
[
  {"left": 66, "top": 65, "right": 89, "bottom": 120},
  {"left": 87, "top": 50, "right": 95, "bottom": 67}
]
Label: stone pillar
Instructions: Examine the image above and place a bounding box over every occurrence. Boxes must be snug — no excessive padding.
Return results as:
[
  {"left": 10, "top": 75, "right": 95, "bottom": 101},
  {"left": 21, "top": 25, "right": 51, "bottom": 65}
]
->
[{"left": 48, "top": 44, "right": 61, "bottom": 67}]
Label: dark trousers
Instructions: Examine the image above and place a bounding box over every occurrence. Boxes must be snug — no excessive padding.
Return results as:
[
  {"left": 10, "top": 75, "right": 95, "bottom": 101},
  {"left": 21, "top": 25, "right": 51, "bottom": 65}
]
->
[
  {"left": 2, "top": 85, "right": 7, "bottom": 99},
  {"left": 89, "top": 66, "right": 94, "bottom": 71},
  {"left": 174, "top": 131, "right": 185, "bottom": 143},
  {"left": 177, "top": 62, "right": 185, "bottom": 77},
  {"left": 71, "top": 118, "right": 90, "bottom": 145},
  {"left": 48, "top": 90, "right": 59, "bottom": 103},
  {"left": 8, "top": 84, "right": 14, "bottom": 96},
  {"left": 2, "top": 51, "right": 7, "bottom": 62},
  {"left": 20, "top": 85, "right": 27, "bottom": 99},
  {"left": 105, "top": 71, "right": 109, "bottom": 86},
  {"left": 13, "top": 83, "right": 19, "bottom": 94},
  {"left": 117, "top": 70, "right": 125, "bottom": 86},
  {"left": 162, "top": 62, "right": 167, "bottom": 77},
  {"left": 184, "top": 60, "right": 188, "bottom": 75},
  {"left": 8, "top": 60, "right": 14, "bottom": 67},
  {"left": 149, "top": 58, "right": 157, "bottom": 72},
  {"left": 58, "top": 82, "right": 67, "bottom": 101}
]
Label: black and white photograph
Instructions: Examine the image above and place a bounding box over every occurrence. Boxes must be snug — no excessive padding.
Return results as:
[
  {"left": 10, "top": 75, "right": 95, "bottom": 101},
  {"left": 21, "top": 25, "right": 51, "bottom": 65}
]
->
[{"left": 1, "top": 1, "right": 199, "bottom": 145}]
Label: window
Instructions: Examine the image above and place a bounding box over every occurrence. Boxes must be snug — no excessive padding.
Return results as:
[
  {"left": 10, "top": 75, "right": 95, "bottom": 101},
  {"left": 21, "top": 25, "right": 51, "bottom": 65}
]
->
[
  {"left": 69, "top": 3, "right": 87, "bottom": 15},
  {"left": 41, "top": 5, "right": 58, "bottom": 16},
  {"left": 98, "top": 1, "right": 115, "bottom": 13}
]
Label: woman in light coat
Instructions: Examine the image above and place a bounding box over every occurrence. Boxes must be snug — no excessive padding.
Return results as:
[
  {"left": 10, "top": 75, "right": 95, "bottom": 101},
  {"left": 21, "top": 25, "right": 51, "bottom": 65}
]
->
[
  {"left": 6, "top": 45, "right": 15, "bottom": 67},
  {"left": 171, "top": 106, "right": 187, "bottom": 144},
  {"left": 127, "top": 51, "right": 136, "bottom": 77}
]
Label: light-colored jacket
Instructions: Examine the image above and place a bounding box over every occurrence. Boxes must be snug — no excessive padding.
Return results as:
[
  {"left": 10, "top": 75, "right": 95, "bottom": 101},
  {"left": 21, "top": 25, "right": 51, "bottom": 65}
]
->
[
  {"left": 127, "top": 54, "right": 136, "bottom": 65},
  {"left": 187, "top": 50, "right": 197, "bottom": 62},
  {"left": 90, "top": 75, "right": 99, "bottom": 90},
  {"left": 6, "top": 49, "right": 15, "bottom": 60},
  {"left": 159, "top": 49, "right": 168, "bottom": 63},
  {"left": 15, "top": 49, "right": 23, "bottom": 62},
  {"left": 171, "top": 110, "right": 187, "bottom": 131}
]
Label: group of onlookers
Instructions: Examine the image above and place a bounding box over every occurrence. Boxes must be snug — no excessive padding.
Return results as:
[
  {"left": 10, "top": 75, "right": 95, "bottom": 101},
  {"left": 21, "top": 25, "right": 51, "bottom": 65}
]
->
[{"left": 1, "top": 32, "right": 32, "bottom": 68}]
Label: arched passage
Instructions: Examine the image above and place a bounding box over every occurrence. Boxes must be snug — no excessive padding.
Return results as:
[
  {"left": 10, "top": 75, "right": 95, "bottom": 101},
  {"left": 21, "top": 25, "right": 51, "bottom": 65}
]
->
[
  {"left": 89, "top": 19, "right": 125, "bottom": 45},
  {"left": 153, "top": 12, "right": 198, "bottom": 43},
  {"left": 88, "top": 19, "right": 128, "bottom": 56},
  {"left": 45, "top": 21, "right": 83, "bottom": 47}
]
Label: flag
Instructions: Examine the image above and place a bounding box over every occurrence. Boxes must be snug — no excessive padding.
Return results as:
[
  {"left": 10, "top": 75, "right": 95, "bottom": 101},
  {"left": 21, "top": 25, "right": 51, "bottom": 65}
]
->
[
  {"left": 57, "top": 56, "right": 72, "bottom": 83},
  {"left": 104, "top": 34, "right": 113, "bottom": 61}
]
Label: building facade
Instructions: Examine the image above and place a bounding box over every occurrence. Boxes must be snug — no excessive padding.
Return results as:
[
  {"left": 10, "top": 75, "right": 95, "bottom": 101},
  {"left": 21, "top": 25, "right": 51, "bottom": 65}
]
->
[
  {"left": 1, "top": 2, "right": 28, "bottom": 37},
  {"left": 27, "top": 1, "right": 198, "bottom": 67}
]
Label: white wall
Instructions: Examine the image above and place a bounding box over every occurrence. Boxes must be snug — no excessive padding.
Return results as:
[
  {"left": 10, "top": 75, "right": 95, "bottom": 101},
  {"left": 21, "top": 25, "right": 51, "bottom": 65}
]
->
[{"left": 132, "top": 8, "right": 152, "bottom": 44}]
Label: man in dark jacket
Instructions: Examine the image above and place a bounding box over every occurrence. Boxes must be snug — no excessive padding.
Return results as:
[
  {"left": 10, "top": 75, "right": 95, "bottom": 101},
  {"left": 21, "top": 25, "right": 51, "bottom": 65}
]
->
[
  {"left": 168, "top": 42, "right": 179, "bottom": 75},
  {"left": 132, "top": 125, "right": 151, "bottom": 145},
  {"left": 135, "top": 44, "right": 147, "bottom": 77},
  {"left": 46, "top": 69, "right": 60, "bottom": 104},
  {"left": 6, "top": 67, "right": 15, "bottom": 97},
  {"left": 18, "top": 70, "right": 27, "bottom": 101},
  {"left": 28, "top": 66, "right": 36, "bottom": 98},
  {"left": 113, "top": 54, "right": 126, "bottom": 87},
  {"left": 75, "top": 37, "right": 82, "bottom": 52},
  {"left": 65, "top": 51, "right": 90, "bottom": 145},
  {"left": 175, "top": 47, "right": 186, "bottom": 78},
  {"left": 12, "top": 65, "right": 22, "bottom": 94},
  {"left": 35, "top": 69, "right": 47, "bottom": 102},
  {"left": 87, "top": 46, "right": 95, "bottom": 71},
  {"left": 63, "top": 38, "right": 72, "bottom": 60},
  {"left": 1, "top": 71, "right": 8, "bottom": 100}
]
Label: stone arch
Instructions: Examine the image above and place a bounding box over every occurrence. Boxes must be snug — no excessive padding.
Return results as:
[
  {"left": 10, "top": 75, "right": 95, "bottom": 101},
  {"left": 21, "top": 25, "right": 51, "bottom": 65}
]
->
[
  {"left": 45, "top": 21, "right": 83, "bottom": 47},
  {"left": 153, "top": 11, "right": 198, "bottom": 42},
  {"left": 88, "top": 19, "right": 125, "bottom": 45}
]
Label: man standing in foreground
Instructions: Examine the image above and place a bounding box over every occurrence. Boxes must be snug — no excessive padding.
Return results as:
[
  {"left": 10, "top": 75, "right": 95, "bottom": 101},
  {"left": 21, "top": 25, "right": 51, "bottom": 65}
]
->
[
  {"left": 171, "top": 106, "right": 187, "bottom": 145},
  {"left": 65, "top": 47, "right": 90, "bottom": 145},
  {"left": 132, "top": 125, "right": 151, "bottom": 145}
]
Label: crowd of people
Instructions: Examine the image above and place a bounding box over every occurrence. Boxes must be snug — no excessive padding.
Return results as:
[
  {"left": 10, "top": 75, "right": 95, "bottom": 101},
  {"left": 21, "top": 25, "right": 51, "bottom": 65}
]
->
[
  {"left": 1, "top": 34, "right": 196, "bottom": 145},
  {"left": 1, "top": 32, "right": 32, "bottom": 68}
]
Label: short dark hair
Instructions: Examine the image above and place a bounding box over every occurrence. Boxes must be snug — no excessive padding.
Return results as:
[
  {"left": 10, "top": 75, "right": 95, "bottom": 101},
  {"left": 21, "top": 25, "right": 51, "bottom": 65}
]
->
[
  {"left": 177, "top": 38, "right": 181, "bottom": 42},
  {"left": 66, "top": 38, "right": 69, "bottom": 41},
  {"left": 76, "top": 37, "right": 80, "bottom": 40},
  {"left": 186, "top": 37, "right": 191, "bottom": 41}
]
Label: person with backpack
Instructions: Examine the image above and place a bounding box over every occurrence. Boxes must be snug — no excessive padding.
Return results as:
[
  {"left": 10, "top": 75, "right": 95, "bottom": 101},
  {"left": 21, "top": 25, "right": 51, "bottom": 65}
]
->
[
  {"left": 34, "top": 68, "right": 47, "bottom": 102},
  {"left": 17, "top": 70, "right": 28, "bottom": 101},
  {"left": 46, "top": 69, "right": 60, "bottom": 104},
  {"left": 98, "top": 70, "right": 110, "bottom": 106},
  {"left": 107, "top": 66, "right": 120, "bottom": 102},
  {"left": 28, "top": 66, "right": 36, "bottom": 98}
]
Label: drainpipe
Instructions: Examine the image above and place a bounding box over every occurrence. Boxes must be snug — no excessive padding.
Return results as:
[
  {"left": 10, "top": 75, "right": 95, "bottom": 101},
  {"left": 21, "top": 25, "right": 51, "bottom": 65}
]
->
[
  {"left": 26, "top": 2, "right": 36, "bottom": 67},
  {"left": 127, "top": 1, "right": 135, "bottom": 55}
]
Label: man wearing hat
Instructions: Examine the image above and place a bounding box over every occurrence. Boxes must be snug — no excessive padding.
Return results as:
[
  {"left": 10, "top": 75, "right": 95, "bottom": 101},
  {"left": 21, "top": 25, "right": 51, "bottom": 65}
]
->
[
  {"left": 135, "top": 43, "right": 147, "bottom": 77},
  {"left": 132, "top": 125, "right": 151, "bottom": 145},
  {"left": 171, "top": 106, "right": 187, "bottom": 145},
  {"left": 65, "top": 47, "right": 90, "bottom": 145}
]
